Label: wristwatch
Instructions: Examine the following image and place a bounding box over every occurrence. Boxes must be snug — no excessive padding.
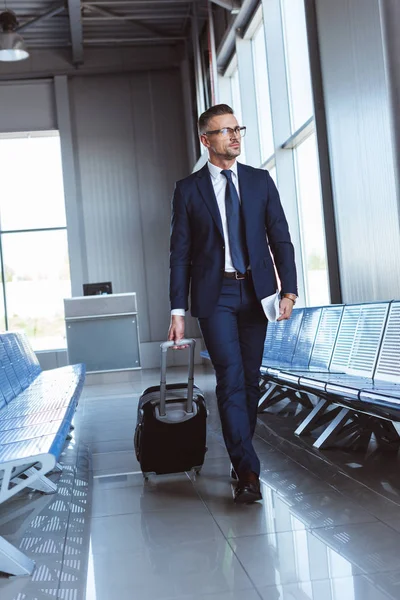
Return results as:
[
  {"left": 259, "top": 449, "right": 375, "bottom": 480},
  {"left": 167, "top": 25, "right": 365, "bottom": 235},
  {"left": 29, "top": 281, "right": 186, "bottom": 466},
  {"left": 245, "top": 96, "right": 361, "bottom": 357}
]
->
[{"left": 282, "top": 293, "right": 297, "bottom": 305}]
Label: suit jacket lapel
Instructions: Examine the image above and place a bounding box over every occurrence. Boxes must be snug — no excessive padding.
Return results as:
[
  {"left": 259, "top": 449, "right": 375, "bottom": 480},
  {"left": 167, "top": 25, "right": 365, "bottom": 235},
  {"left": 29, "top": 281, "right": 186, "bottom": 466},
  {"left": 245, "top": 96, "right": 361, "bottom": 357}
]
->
[{"left": 196, "top": 164, "right": 224, "bottom": 239}]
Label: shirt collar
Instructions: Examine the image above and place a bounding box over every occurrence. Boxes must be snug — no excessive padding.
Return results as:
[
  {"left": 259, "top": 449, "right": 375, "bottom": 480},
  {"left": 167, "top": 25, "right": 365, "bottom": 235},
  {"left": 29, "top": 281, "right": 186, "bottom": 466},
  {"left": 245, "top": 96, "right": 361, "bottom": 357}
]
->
[{"left": 208, "top": 160, "right": 238, "bottom": 180}]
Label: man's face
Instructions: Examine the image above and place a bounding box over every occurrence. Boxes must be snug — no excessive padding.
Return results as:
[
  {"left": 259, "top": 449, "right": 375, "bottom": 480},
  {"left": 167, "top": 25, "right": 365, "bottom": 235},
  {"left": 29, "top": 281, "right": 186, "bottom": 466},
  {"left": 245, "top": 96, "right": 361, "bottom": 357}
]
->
[{"left": 200, "top": 113, "right": 242, "bottom": 160}]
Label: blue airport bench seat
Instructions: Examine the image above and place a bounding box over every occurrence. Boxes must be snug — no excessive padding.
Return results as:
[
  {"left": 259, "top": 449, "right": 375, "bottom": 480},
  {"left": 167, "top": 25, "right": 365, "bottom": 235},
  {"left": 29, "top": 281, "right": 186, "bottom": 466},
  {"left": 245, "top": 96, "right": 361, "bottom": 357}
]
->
[
  {"left": 270, "top": 303, "right": 388, "bottom": 393},
  {"left": 259, "top": 301, "right": 400, "bottom": 451},
  {"left": 201, "top": 301, "right": 400, "bottom": 451},
  {"left": 0, "top": 331, "right": 85, "bottom": 577}
]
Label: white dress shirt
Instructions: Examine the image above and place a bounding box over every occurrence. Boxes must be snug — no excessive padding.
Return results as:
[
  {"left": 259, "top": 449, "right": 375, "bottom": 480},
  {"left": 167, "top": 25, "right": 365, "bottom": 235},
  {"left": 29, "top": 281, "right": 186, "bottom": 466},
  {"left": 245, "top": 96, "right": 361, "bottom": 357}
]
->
[
  {"left": 207, "top": 159, "right": 240, "bottom": 273},
  {"left": 171, "top": 160, "right": 280, "bottom": 320}
]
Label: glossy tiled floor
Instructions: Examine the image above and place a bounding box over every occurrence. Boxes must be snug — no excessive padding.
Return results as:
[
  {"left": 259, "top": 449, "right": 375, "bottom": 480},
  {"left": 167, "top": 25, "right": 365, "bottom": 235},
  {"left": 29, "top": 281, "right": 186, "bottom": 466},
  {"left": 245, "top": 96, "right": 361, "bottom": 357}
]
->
[{"left": 2, "top": 365, "right": 400, "bottom": 599}]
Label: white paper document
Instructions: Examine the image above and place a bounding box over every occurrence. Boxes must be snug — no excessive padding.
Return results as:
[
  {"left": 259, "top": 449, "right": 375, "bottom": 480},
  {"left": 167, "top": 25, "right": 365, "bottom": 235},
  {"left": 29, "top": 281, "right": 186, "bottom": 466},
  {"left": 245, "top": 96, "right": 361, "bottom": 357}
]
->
[{"left": 262, "top": 291, "right": 280, "bottom": 322}]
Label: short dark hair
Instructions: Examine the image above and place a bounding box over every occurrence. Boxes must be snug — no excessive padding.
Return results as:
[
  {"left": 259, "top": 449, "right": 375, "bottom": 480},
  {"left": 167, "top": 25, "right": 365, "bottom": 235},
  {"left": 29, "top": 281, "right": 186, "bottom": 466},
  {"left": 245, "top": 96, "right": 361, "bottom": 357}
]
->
[{"left": 198, "top": 104, "right": 234, "bottom": 134}]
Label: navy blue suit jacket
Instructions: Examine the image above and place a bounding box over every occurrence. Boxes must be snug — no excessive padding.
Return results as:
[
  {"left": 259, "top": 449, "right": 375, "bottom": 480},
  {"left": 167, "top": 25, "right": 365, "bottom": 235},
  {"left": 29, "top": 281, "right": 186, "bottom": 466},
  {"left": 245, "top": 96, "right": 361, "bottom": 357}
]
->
[{"left": 170, "top": 162, "right": 297, "bottom": 319}]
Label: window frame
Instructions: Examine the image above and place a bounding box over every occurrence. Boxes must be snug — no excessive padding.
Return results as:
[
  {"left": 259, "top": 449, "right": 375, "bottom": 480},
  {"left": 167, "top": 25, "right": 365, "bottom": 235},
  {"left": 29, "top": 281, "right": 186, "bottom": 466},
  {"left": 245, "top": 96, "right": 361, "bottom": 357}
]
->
[
  {"left": 197, "top": 0, "right": 340, "bottom": 305},
  {"left": 0, "top": 130, "right": 71, "bottom": 348}
]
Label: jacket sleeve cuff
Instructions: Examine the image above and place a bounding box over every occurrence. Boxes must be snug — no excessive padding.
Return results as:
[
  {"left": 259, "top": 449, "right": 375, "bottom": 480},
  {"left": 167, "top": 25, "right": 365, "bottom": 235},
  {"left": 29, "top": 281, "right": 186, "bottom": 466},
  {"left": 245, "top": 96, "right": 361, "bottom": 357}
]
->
[{"left": 171, "top": 309, "right": 186, "bottom": 317}]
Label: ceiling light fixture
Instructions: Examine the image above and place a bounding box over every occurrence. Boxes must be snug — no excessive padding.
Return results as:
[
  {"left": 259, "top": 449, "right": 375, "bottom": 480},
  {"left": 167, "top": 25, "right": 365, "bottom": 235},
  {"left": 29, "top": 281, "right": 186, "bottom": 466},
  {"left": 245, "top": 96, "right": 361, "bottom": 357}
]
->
[{"left": 0, "top": 10, "right": 29, "bottom": 62}]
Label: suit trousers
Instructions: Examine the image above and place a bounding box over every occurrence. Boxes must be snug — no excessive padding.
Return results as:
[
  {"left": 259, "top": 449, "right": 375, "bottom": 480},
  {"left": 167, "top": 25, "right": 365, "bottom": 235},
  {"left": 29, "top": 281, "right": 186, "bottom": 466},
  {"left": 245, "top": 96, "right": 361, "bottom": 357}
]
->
[{"left": 198, "top": 276, "right": 268, "bottom": 478}]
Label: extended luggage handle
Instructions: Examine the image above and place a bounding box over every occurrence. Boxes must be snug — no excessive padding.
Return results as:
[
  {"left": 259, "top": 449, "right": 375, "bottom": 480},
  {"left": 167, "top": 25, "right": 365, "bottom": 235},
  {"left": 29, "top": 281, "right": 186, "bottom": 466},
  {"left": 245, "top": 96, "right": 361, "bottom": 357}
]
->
[{"left": 160, "top": 339, "right": 196, "bottom": 417}]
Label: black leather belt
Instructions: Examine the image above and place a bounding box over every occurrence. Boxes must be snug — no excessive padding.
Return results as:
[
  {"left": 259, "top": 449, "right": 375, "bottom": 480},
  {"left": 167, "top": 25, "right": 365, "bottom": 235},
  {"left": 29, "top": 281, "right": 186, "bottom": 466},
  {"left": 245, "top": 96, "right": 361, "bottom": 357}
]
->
[{"left": 224, "top": 271, "right": 249, "bottom": 280}]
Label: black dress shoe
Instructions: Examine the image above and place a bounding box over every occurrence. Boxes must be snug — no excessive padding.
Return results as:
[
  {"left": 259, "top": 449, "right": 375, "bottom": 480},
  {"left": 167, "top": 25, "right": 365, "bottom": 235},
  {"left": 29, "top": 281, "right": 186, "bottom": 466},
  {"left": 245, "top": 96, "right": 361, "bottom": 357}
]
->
[
  {"left": 230, "top": 466, "right": 238, "bottom": 481},
  {"left": 234, "top": 475, "right": 262, "bottom": 504}
]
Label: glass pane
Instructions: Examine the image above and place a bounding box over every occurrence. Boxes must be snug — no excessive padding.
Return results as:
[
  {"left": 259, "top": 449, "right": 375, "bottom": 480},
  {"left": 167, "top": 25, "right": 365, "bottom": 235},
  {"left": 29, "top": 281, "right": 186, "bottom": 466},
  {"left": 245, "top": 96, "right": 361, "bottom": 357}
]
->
[
  {"left": 230, "top": 68, "right": 246, "bottom": 163},
  {"left": 295, "top": 133, "right": 330, "bottom": 305},
  {"left": 0, "top": 134, "right": 67, "bottom": 231},
  {"left": 3, "top": 230, "right": 71, "bottom": 350},
  {"left": 0, "top": 275, "right": 5, "bottom": 332},
  {"left": 281, "top": 0, "right": 314, "bottom": 132},
  {"left": 269, "top": 165, "right": 277, "bottom": 185},
  {"left": 252, "top": 24, "right": 274, "bottom": 162}
]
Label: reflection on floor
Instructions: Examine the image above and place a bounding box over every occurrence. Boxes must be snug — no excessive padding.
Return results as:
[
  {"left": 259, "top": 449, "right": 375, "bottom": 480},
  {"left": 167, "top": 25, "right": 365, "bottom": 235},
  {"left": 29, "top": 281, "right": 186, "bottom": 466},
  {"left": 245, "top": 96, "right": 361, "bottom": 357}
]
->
[{"left": 1, "top": 365, "right": 400, "bottom": 599}]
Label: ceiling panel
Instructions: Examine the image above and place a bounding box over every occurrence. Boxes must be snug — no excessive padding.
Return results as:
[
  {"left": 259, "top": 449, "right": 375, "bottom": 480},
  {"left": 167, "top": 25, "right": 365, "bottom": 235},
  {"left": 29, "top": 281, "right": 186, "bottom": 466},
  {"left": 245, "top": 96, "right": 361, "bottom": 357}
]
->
[{"left": 3, "top": 0, "right": 203, "bottom": 51}]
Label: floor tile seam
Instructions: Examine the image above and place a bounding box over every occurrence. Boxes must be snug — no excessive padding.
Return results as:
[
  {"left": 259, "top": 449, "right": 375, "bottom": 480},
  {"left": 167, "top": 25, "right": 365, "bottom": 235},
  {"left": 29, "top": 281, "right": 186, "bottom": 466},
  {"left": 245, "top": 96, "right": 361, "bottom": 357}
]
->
[
  {"left": 93, "top": 472, "right": 141, "bottom": 478},
  {"left": 260, "top": 449, "right": 396, "bottom": 505},
  {"left": 253, "top": 573, "right": 385, "bottom": 592},
  {"left": 91, "top": 508, "right": 211, "bottom": 519},
  {"left": 80, "top": 436, "right": 137, "bottom": 444},
  {"left": 258, "top": 477, "right": 338, "bottom": 500},
  {"left": 197, "top": 484, "right": 342, "bottom": 510},
  {"left": 224, "top": 533, "right": 278, "bottom": 595},
  {"left": 221, "top": 514, "right": 380, "bottom": 539},
  {"left": 83, "top": 391, "right": 139, "bottom": 397},
  {"left": 260, "top": 463, "right": 309, "bottom": 476},
  {"left": 336, "top": 498, "right": 400, "bottom": 520},
  {"left": 91, "top": 449, "right": 135, "bottom": 456},
  {"left": 187, "top": 472, "right": 262, "bottom": 588},
  {"left": 55, "top": 451, "right": 84, "bottom": 598},
  {"left": 224, "top": 520, "right": 372, "bottom": 545},
  {"left": 202, "top": 461, "right": 297, "bottom": 474},
  {"left": 81, "top": 416, "right": 137, "bottom": 423},
  {"left": 90, "top": 501, "right": 212, "bottom": 519},
  {"left": 189, "top": 476, "right": 269, "bottom": 596},
  {"left": 79, "top": 419, "right": 136, "bottom": 427},
  {"left": 311, "top": 468, "right": 400, "bottom": 508},
  {"left": 256, "top": 421, "right": 350, "bottom": 471},
  {"left": 95, "top": 472, "right": 220, "bottom": 529},
  {"left": 307, "top": 532, "right": 400, "bottom": 576},
  {"left": 257, "top": 418, "right": 400, "bottom": 504},
  {"left": 332, "top": 485, "right": 400, "bottom": 511},
  {"left": 87, "top": 536, "right": 242, "bottom": 560},
  {"left": 286, "top": 495, "right": 389, "bottom": 521},
  {"left": 228, "top": 532, "right": 380, "bottom": 587},
  {"left": 378, "top": 519, "right": 400, "bottom": 533}
]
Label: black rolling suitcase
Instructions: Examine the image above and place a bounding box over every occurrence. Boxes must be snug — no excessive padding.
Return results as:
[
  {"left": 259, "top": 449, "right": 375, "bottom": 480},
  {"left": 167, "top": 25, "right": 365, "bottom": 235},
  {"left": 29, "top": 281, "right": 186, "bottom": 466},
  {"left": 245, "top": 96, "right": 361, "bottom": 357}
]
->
[{"left": 134, "top": 338, "right": 207, "bottom": 478}]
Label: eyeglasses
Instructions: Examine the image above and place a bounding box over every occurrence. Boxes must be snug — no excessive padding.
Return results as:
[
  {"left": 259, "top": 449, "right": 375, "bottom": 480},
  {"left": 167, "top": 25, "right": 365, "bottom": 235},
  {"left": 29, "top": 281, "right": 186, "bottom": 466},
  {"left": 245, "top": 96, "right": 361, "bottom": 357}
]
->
[{"left": 204, "top": 126, "right": 247, "bottom": 138}]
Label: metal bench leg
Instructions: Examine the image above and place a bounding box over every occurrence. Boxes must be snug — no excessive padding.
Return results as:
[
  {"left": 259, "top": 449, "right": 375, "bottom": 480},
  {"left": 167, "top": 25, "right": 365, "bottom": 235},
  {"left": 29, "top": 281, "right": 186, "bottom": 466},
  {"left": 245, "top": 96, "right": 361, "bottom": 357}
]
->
[
  {"left": 0, "top": 535, "right": 35, "bottom": 576},
  {"left": 295, "top": 391, "right": 313, "bottom": 409},
  {"left": 0, "top": 455, "right": 57, "bottom": 504},
  {"left": 258, "top": 385, "right": 295, "bottom": 412},
  {"left": 13, "top": 467, "right": 58, "bottom": 494},
  {"left": 313, "top": 407, "right": 352, "bottom": 449},
  {"left": 295, "top": 398, "right": 330, "bottom": 436},
  {"left": 370, "top": 419, "right": 400, "bottom": 445},
  {"left": 258, "top": 383, "right": 278, "bottom": 412}
]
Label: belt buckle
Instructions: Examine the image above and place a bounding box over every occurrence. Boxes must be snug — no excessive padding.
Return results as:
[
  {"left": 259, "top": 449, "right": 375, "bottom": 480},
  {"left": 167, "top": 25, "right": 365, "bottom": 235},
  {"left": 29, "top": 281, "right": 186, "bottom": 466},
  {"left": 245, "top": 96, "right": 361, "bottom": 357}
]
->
[{"left": 235, "top": 271, "right": 245, "bottom": 280}]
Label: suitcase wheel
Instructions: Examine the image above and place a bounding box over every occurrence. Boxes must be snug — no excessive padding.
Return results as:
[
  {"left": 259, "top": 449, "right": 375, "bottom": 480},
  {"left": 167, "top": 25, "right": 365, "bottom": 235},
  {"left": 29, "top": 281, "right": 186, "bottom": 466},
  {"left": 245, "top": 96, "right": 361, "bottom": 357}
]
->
[{"left": 193, "top": 466, "right": 202, "bottom": 476}]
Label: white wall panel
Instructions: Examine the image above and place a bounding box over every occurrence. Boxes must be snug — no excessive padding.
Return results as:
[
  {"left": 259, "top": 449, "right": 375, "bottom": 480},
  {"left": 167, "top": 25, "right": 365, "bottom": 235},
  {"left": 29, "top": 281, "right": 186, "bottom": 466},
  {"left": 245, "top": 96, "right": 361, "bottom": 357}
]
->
[
  {"left": 315, "top": 0, "right": 400, "bottom": 302},
  {"left": 0, "top": 80, "right": 56, "bottom": 132},
  {"left": 70, "top": 70, "right": 197, "bottom": 353}
]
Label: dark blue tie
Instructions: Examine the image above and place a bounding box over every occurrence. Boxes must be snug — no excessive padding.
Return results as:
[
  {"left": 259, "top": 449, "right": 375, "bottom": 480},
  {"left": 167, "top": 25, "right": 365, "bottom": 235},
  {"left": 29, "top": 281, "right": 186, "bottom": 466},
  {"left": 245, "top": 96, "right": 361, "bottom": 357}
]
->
[{"left": 221, "top": 169, "right": 249, "bottom": 274}]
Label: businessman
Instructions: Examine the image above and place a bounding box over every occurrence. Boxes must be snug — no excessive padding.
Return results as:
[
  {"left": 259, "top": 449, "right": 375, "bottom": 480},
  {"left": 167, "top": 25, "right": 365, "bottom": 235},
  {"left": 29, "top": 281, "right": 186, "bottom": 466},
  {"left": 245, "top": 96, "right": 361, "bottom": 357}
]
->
[{"left": 168, "top": 104, "right": 297, "bottom": 503}]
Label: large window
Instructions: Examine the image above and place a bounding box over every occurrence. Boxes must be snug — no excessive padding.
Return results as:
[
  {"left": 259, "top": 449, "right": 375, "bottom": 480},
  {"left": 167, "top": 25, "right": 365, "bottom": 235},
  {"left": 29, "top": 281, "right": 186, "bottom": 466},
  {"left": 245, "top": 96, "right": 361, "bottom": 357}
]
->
[
  {"left": 295, "top": 133, "right": 330, "bottom": 305},
  {"left": 252, "top": 23, "right": 274, "bottom": 163},
  {"left": 269, "top": 165, "right": 277, "bottom": 186},
  {"left": 230, "top": 67, "right": 246, "bottom": 162},
  {"left": 230, "top": 68, "right": 243, "bottom": 125},
  {"left": 0, "top": 133, "right": 71, "bottom": 350},
  {"left": 215, "top": 0, "right": 334, "bottom": 306},
  {"left": 280, "top": 0, "right": 330, "bottom": 304},
  {"left": 281, "top": 0, "right": 314, "bottom": 132}
]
